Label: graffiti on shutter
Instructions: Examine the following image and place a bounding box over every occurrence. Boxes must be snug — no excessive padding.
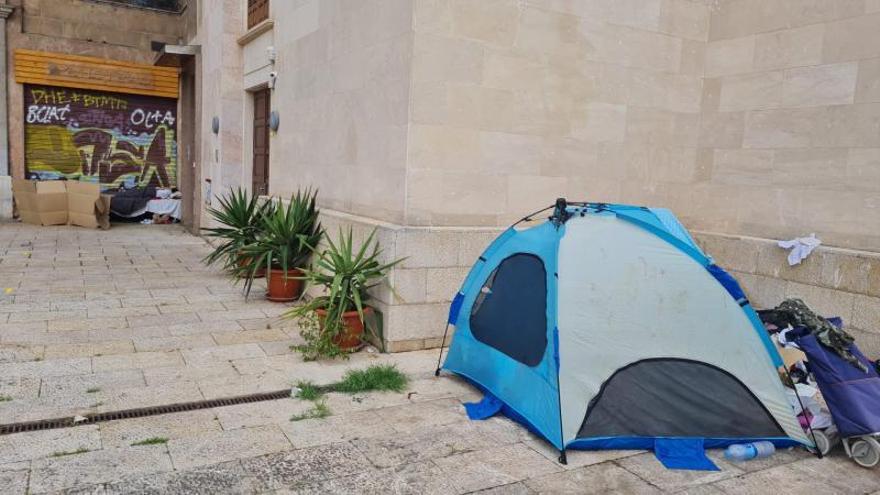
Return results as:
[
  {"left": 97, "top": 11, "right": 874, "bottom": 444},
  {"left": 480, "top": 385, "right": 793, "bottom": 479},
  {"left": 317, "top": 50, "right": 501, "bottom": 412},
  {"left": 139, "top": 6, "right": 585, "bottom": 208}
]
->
[{"left": 24, "top": 84, "right": 178, "bottom": 189}]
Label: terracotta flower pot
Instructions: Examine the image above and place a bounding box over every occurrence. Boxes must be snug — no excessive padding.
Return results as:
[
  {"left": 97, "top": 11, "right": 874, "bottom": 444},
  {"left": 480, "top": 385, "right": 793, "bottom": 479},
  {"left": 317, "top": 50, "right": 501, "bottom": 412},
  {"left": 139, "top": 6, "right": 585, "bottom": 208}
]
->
[
  {"left": 265, "top": 268, "right": 304, "bottom": 302},
  {"left": 237, "top": 252, "right": 265, "bottom": 278},
  {"left": 317, "top": 306, "right": 372, "bottom": 352}
]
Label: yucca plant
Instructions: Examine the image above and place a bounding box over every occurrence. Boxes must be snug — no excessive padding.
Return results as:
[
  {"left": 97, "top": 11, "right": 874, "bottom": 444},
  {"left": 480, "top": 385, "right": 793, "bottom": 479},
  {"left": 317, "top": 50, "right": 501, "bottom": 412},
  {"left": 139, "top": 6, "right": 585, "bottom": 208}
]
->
[
  {"left": 286, "top": 227, "right": 404, "bottom": 359},
  {"left": 201, "top": 188, "right": 272, "bottom": 271},
  {"left": 236, "top": 188, "right": 323, "bottom": 299}
]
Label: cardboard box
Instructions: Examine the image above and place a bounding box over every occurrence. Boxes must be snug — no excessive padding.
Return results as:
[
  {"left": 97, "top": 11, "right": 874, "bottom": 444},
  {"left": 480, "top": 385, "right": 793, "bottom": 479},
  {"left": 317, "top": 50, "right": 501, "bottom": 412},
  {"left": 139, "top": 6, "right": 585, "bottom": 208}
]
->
[
  {"left": 12, "top": 179, "right": 68, "bottom": 226},
  {"left": 12, "top": 179, "right": 111, "bottom": 229},
  {"left": 66, "top": 181, "right": 111, "bottom": 229}
]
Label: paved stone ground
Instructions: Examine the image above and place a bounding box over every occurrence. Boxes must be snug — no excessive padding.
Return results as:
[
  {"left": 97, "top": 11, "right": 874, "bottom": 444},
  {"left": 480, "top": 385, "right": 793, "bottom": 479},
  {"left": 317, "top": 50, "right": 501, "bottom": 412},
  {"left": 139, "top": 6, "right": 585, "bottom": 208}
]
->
[{"left": 0, "top": 223, "right": 878, "bottom": 494}]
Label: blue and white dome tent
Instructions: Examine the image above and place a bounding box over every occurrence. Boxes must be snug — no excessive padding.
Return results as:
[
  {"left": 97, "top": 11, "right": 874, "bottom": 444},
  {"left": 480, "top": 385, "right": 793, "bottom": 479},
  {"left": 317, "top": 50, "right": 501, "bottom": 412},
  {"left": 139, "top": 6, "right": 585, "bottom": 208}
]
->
[{"left": 435, "top": 199, "right": 813, "bottom": 467}]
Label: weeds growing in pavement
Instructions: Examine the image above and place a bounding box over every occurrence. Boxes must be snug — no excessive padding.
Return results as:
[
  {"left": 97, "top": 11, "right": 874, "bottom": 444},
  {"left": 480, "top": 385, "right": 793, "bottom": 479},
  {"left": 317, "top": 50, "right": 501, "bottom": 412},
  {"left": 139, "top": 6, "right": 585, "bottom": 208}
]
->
[
  {"left": 294, "top": 380, "right": 324, "bottom": 401},
  {"left": 290, "top": 400, "right": 331, "bottom": 421},
  {"left": 51, "top": 448, "right": 90, "bottom": 457},
  {"left": 131, "top": 437, "right": 168, "bottom": 446},
  {"left": 335, "top": 364, "right": 407, "bottom": 394}
]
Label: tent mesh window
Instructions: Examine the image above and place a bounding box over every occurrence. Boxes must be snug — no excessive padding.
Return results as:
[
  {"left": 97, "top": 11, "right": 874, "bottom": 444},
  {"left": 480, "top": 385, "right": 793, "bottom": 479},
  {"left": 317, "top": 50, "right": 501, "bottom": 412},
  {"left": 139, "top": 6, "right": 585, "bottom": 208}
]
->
[
  {"left": 577, "top": 359, "right": 785, "bottom": 439},
  {"left": 469, "top": 253, "right": 547, "bottom": 367}
]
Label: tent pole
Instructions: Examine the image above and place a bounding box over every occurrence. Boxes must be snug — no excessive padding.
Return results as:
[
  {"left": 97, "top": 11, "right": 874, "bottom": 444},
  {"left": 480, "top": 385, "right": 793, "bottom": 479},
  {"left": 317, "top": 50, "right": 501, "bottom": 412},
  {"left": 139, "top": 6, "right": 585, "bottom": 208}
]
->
[
  {"left": 554, "top": 325, "right": 567, "bottom": 465},
  {"left": 512, "top": 204, "right": 555, "bottom": 227},
  {"left": 782, "top": 366, "right": 823, "bottom": 459},
  {"left": 434, "top": 322, "right": 451, "bottom": 377}
]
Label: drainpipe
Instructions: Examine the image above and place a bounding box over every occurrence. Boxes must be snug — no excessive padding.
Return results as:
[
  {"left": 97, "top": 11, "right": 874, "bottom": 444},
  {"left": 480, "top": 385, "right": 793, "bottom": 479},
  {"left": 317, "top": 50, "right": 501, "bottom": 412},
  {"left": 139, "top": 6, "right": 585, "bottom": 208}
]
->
[{"left": 0, "top": 1, "right": 13, "bottom": 219}]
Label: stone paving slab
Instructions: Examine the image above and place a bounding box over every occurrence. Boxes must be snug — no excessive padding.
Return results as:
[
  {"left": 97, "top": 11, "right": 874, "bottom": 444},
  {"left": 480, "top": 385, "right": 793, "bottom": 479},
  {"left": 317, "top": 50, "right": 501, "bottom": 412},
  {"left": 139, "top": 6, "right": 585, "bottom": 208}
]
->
[
  {"left": 39, "top": 369, "right": 146, "bottom": 397},
  {"left": 524, "top": 461, "right": 660, "bottom": 494},
  {"left": 95, "top": 460, "right": 260, "bottom": 495},
  {"left": 29, "top": 444, "right": 173, "bottom": 494},
  {"left": 213, "top": 398, "right": 312, "bottom": 430},
  {"left": 167, "top": 424, "right": 292, "bottom": 470},
  {"left": 0, "top": 462, "right": 30, "bottom": 495},
  {"left": 0, "top": 426, "right": 101, "bottom": 464},
  {"left": 99, "top": 409, "right": 222, "bottom": 448},
  {"left": 281, "top": 409, "right": 396, "bottom": 449},
  {"left": 433, "top": 443, "right": 563, "bottom": 493},
  {"left": 615, "top": 452, "right": 743, "bottom": 492},
  {"left": 239, "top": 442, "right": 372, "bottom": 491}
]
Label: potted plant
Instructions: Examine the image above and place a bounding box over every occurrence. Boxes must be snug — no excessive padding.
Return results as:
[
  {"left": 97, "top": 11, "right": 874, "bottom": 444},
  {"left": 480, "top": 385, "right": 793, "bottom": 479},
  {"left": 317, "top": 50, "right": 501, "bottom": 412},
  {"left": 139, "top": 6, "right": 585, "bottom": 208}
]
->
[
  {"left": 202, "top": 187, "right": 272, "bottom": 277},
  {"left": 285, "top": 227, "right": 404, "bottom": 359},
  {"left": 238, "top": 188, "right": 322, "bottom": 301}
]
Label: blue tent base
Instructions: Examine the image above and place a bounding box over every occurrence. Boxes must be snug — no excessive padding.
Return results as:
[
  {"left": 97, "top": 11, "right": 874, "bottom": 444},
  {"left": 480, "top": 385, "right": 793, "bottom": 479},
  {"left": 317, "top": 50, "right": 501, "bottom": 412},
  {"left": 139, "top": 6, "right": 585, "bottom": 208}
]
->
[
  {"left": 451, "top": 375, "right": 808, "bottom": 468},
  {"left": 653, "top": 438, "right": 719, "bottom": 471},
  {"left": 463, "top": 393, "right": 503, "bottom": 420}
]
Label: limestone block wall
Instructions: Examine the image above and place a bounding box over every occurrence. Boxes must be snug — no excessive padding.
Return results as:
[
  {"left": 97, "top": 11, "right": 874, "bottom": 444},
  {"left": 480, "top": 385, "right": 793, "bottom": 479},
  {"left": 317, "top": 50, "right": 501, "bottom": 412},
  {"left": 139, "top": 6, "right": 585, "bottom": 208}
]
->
[
  {"left": 268, "top": 0, "right": 413, "bottom": 225},
  {"left": 317, "top": 209, "right": 501, "bottom": 352},
  {"left": 406, "top": 0, "right": 710, "bottom": 227},
  {"left": 695, "top": 231, "right": 880, "bottom": 357},
  {"left": 697, "top": 0, "right": 880, "bottom": 252},
  {"left": 189, "top": 0, "right": 244, "bottom": 224}
]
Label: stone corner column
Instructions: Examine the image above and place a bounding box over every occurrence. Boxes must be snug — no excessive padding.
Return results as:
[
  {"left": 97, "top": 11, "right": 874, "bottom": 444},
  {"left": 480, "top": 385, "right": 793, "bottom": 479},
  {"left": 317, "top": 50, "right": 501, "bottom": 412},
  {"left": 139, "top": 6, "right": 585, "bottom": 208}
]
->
[{"left": 0, "top": 2, "right": 14, "bottom": 220}]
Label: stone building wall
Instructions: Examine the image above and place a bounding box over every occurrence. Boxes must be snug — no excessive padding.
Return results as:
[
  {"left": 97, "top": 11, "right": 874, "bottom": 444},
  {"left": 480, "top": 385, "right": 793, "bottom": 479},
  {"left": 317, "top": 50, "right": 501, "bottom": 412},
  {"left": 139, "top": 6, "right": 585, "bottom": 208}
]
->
[
  {"left": 697, "top": 0, "right": 880, "bottom": 252},
  {"left": 187, "top": 0, "right": 244, "bottom": 223},
  {"left": 267, "top": 0, "right": 413, "bottom": 224},
  {"left": 250, "top": 0, "right": 880, "bottom": 354},
  {"left": 407, "top": 0, "right": 710, "bottom": 227}
]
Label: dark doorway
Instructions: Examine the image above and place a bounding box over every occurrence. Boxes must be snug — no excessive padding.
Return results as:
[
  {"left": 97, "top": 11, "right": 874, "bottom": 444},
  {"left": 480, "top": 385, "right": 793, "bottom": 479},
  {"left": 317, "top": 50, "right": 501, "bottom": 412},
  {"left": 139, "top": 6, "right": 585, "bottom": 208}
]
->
[{"left": 252, "top": 88, "right": 270, "bottom": 196}]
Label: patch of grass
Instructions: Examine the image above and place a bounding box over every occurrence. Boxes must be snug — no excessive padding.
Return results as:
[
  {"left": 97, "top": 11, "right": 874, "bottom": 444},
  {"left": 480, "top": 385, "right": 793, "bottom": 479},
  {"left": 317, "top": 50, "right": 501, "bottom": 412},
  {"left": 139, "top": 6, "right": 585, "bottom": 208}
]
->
[
  {"left": 0, "top": 395, "right": 12, "bottom": 402},
  {"left": 294, "top": 380, "right": 324, "bottom": 401},
  {"left": 290, "top": 400, "right": 331, "bottom": 422},
  {"left": 131, "top": 437, "right": 168, "bottom": 446},
  {"left": 86, "top": 387, "right": 101, "bottom": 394},
  {"left": 334, "top": 364, "right": 408, "bottom": 394},
  {"left": 51, "top": 448, "right": 90, "bottom": 457}
]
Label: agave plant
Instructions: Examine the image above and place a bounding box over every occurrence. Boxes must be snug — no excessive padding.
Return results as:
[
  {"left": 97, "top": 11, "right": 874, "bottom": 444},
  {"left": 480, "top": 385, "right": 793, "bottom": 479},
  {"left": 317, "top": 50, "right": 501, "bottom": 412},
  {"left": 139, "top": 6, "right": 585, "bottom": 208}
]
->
[
  {"left": 201, "top": 187, "right": 272, "bottom": 270},
  {"left": 285, "top": 227, "right": 404, "bottom": 358},
  {"left": 236, "top": 188, "right": 323, "bottom": 297}
]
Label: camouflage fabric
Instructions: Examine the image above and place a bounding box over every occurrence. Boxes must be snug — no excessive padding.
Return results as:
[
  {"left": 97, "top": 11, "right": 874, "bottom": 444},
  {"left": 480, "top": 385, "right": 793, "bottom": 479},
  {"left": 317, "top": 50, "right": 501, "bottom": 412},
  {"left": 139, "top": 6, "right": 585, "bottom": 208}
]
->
[{"left": 761, "top": 298, "right": 868, "bottom": 373}]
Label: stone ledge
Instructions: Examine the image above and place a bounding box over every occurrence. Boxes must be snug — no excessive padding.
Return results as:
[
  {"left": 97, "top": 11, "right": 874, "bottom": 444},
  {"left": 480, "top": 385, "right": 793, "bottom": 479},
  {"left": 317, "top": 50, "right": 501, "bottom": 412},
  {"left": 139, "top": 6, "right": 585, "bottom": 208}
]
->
[{"left": 694, "top": 230, "right": 880, "bottom": 299}]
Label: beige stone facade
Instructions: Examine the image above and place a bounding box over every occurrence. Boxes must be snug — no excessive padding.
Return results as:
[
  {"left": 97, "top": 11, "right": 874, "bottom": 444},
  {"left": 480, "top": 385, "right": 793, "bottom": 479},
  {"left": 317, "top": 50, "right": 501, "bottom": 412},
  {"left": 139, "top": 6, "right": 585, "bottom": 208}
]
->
[{"left": 205, "top": 0, "right": 880, "bottom": 354}]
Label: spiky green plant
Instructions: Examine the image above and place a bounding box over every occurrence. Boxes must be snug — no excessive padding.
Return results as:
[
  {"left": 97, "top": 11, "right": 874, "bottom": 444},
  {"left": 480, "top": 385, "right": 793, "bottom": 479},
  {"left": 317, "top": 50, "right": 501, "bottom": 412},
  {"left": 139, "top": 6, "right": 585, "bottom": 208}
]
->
[
  {"left": 286, "top": 227, "right": 404, "bottom": 359},
  {"left": 201, "top": 187, "right": 273, "bottom": 271},
  {"left": 236, "top": 188, "right": 323, "bottom": 297}
]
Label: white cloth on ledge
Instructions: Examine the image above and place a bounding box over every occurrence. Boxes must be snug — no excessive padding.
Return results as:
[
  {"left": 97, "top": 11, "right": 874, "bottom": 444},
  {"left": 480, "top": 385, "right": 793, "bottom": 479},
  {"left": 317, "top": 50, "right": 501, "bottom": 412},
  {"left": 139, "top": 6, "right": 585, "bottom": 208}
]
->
[{"left": 777, "top": 234, "right": 821, "bottom": 266}]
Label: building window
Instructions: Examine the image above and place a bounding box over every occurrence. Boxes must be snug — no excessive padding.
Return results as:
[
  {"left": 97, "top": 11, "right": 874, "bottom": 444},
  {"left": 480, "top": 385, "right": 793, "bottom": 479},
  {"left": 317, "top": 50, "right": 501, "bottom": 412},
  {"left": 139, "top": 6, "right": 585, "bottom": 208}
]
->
[
  {"left": 96, "top": 0, "right": 183, "bottom": 12},
  {"left": 248, "top": 0, "right": 269, "bottom": 29}
]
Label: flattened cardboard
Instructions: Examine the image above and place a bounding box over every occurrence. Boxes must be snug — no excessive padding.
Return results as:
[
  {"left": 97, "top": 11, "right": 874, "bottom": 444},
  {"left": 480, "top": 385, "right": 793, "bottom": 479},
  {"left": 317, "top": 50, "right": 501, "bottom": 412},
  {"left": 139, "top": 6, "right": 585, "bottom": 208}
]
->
[
  {"left": 67, "top": 181, "right": 110, "bottom": 229},
  {"left": 12, "top": 180, "right": 111, "bottom": 229},
  {"left": 12, "top": 179, "right": 68, "bottom": 226}
]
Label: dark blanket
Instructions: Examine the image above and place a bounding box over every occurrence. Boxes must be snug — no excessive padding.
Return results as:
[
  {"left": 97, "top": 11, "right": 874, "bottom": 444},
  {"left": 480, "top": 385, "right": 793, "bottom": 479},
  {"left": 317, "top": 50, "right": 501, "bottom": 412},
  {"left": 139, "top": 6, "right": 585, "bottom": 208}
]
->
[{"left": 109, "top": 187, "right": 156, "bottom": 216}]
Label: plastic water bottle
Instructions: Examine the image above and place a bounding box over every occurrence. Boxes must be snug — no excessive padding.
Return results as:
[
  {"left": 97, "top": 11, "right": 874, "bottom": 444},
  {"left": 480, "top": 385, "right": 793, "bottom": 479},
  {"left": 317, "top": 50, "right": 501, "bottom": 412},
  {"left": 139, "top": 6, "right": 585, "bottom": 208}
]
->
[{"left": 724, "top": 441, "right": 775, "bottom": 461}]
